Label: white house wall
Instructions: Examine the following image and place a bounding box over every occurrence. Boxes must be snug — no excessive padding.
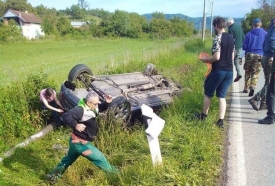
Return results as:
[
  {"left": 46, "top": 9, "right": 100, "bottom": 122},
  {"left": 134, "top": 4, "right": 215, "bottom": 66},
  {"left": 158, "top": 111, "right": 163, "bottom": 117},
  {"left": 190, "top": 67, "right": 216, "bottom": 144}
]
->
[{"left": 21, "top": 24, "right": 45, "bottom": 39}]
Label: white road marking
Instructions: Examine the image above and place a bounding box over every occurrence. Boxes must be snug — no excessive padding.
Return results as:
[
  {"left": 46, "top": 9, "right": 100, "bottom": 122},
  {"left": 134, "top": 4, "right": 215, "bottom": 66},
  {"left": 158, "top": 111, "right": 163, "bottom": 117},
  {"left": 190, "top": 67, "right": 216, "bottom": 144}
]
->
[{"left": 227, "top": 81, "right": 247, "bottom": 186}]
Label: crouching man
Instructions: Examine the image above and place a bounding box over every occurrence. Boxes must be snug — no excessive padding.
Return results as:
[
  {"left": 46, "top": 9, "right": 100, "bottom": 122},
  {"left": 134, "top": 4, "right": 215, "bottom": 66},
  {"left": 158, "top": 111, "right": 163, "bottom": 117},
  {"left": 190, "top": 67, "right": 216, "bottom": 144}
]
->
[{"left": 47, "top": 91, "right": 118, "bottom": 182}]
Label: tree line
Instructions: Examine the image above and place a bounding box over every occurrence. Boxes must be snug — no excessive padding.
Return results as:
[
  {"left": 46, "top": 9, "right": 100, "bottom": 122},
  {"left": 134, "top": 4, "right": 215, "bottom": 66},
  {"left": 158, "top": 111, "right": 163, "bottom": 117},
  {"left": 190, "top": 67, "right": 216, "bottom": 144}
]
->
[
  {"left": 0, "top": 0, "right": 195, "bottom": 41},
  {"left": 242, "top": 0, "right": 275, "bottom": 33},
  {"left": 1, "top": 0, "right": 274, "bottom": 42}
]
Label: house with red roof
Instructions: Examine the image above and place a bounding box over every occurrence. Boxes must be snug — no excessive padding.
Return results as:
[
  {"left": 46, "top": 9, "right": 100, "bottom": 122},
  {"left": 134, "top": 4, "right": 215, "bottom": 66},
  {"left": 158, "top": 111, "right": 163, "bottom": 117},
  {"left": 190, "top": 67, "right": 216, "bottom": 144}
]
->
[{"left": 2, "top": 9, "right": 45, "bottom": 39}]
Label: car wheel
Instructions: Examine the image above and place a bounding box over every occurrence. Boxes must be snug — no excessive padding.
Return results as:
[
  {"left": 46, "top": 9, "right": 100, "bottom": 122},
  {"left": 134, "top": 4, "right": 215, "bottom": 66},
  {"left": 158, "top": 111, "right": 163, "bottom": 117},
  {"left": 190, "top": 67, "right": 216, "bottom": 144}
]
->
[
  {"left": 143, "top": 63, "right": 158, "bottom": 76},
  {"left": 68, "top": 64, "right": 93, "bottom": 82},
  {"left": 108, "top": 96, "right": 131, "bottom": 122}
]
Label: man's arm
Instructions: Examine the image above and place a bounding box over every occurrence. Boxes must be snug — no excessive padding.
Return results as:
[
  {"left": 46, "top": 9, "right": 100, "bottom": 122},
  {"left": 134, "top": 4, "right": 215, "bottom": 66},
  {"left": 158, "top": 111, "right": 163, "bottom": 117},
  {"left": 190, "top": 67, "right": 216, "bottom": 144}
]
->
[
  {"left": 269, "top": 28, "right": 275, "bottom": 56},
  {"left": 54, "top": 95, "right": 64, "bottom": 110},
  {"left": 242, "top": 34, "right": 249, "bottom": 51},
  {"left": 200, "top": 52, "right": 220, "bottom": 63},
  {"left": 62, "top": 106, "right": 83, "bottom": 128}
]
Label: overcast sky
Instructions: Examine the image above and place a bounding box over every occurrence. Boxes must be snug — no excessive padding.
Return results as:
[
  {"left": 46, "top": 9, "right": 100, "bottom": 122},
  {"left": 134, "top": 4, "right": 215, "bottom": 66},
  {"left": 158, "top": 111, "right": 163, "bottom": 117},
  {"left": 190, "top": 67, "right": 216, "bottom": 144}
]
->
[{"left": 27, "top": 0, "right": 259, "bottom": 18}]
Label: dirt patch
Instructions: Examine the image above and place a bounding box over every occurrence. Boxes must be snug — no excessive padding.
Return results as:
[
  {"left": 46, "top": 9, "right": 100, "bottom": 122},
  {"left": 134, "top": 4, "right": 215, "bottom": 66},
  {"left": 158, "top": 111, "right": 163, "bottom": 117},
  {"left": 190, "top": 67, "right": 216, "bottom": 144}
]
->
[{"left": 178, "top": 64, "right": 192, "bottom": 74}]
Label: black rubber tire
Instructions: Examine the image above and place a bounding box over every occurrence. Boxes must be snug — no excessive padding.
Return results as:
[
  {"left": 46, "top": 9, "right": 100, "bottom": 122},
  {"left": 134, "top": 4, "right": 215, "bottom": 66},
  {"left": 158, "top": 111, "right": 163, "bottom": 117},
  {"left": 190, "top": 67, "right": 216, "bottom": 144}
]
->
[
  {"left": 68, "top": 64, "right": 93, "bottom": 82},
  {"left": 108, "top": 96, "right": 131, "bottom": 122}
]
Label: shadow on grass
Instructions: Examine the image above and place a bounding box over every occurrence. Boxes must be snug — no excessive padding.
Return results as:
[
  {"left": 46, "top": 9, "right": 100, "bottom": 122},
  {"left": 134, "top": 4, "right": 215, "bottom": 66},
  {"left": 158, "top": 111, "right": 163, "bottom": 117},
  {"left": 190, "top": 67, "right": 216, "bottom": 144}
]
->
[{"left": 2, "top": 147, "right": 47, "bottom": 179}]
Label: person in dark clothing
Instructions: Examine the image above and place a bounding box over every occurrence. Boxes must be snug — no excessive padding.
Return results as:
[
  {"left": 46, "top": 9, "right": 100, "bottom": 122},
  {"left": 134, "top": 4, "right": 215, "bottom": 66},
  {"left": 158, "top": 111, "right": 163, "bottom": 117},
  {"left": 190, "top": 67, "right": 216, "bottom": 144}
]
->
[
  {"left": 47, "top": 91, "right": 118, "bottom": 182},
  {"left": 248, "top": 18, "right": 275, "bottom": 111},
  {"left": 227, "top": 17, "right": 245, "bottom": 82},
  {"left": 240, "top": 18, "right": 267, "bottom": 96},
  {"left": 258, "top": 64, "right": 275, "bottom": 124},
  {"left": 194, "top": 17, "right": 235, "bottom": 127}
]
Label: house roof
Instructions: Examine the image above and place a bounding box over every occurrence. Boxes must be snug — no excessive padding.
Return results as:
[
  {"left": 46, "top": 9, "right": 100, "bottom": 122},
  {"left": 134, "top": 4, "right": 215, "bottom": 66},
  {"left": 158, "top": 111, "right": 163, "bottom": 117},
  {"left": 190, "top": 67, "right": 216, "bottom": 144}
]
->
[{"left": 3, "top": 9, "right": 42, "bottom": 24}]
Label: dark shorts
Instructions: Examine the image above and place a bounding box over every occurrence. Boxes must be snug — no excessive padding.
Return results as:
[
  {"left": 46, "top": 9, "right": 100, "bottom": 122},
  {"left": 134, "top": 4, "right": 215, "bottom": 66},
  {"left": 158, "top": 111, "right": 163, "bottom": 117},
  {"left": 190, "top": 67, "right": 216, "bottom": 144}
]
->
[{"left": 204, "top": 70, "right": 233, "bottom": 98}]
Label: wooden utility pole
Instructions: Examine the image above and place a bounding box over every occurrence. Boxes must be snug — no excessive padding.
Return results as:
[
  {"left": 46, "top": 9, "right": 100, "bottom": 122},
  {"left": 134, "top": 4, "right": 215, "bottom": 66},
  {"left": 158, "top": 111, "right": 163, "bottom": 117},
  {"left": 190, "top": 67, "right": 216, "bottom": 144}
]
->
[
  {"left": 210, "top": 2, "right": 213, "bottom": 37},
  {"left": 202, "top": 0, "right": 206, "bottom": 41}
]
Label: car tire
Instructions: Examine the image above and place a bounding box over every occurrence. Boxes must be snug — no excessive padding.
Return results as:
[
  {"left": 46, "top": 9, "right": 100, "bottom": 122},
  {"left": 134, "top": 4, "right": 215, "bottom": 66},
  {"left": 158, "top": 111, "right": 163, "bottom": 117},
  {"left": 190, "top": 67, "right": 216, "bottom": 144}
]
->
[
  {"left": 108, "top": 96, "right": 131, "bottom": 122},
  {"left": 68, "top": 64, "right": 93, "bottom": 82},
  {"left": 143, "top": 63, "right": 158, "bottom": 76}
]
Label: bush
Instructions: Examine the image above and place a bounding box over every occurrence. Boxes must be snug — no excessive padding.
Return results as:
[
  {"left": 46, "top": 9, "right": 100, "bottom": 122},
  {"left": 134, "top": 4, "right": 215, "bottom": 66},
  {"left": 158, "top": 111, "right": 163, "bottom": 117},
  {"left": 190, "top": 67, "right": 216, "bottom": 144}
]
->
[
  {"left": 0, "top": 20, "right": 26, "bottom": 43},
  {"left": 0, "top": 72, "right": 56, "bottom": 152}
]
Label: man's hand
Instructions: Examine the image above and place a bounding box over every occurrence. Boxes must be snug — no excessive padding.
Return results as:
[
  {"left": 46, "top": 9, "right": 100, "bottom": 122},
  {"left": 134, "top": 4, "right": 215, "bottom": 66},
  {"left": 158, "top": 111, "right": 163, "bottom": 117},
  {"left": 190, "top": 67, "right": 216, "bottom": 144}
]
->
[
  {"left": 76, "top": 123, "right": 86, "bottom": 132},
  {"left": 105, "top": 94, "right": 113, "bottom": 103},
  {"left": 57, "top": 108, "right": 64, "bottom": 113}
]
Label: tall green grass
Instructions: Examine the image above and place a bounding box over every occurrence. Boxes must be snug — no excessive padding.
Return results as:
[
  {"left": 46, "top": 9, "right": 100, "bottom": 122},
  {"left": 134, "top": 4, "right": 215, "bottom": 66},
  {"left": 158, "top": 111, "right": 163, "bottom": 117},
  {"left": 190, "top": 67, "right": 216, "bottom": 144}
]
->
[
  {"left": 0, "top": 38, "right": 185, "bottom": 87},
  {"left": 0, "top": 38, "right": 226, "bottom": 186}
]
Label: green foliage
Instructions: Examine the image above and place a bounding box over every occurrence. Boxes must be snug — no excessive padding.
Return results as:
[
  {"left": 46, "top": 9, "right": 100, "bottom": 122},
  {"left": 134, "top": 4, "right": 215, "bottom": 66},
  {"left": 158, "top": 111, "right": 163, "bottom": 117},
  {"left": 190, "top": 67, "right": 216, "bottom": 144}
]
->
[
  {"left": 242, "top": 2, "right": 275, "bottom": 33},
  {"left": 0, "top": 19, "right": 25, "bottom": 43},
  {"left": 0, "top": 72, "right": 55, "bottom": 152},
  {"left": 56, "top": 17, "right": 73, "bottom": 36},
  {"left": 169, "top": 16, "right": 194, "bottom": 37},
  {"left": 0, "top": 38, "right": 225, "bottom": 185},
  {"left": 150, "top": 18, "right": 172, "bottom": 39},
  {"left": 0, "top": 0, "right": 198, "bottom": 40},
  {"left": 34, "top": 5, "right": 57, "bottom": 19},
  {"left": 4, "top": 0, "right": 33, "bottom": 12},
  {"left": 152, "top": 11, "right": 166, "bottom": 19},
  {"left": 0, "top": 38, "right": 223, "bottom": 186},
  {"left": 0, "top": 0, "right": 5, "bottom": 16},
  {"left": 242, "top": 9, "right": 265, "bottom": 33},
  {"left": 41, "top": 13, "right": 58, "bottom": 35},
  {"left": 70, "top": 4, "right": 85, "bottom": 20}
]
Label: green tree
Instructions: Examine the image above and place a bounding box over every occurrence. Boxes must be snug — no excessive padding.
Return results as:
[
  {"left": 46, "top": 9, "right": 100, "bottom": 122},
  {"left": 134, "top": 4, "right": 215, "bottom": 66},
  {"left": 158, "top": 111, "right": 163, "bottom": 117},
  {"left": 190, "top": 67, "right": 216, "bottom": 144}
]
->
[
  {"left": 70, "top": 4, "right": 85, "bottom": 19},
  {"left": 149, "top": 17, "right": 172, "bottom": 39},
  {"left": 169, "top": 16, "right": 194, "bottom": 37},
  {"left": 152, "top": 11, "right": 165, "bottom": 19},
  {"left": 4, "top": 0, "right": 33, "bottom": 12},
  {"left": 242, "top": 9, "right": 264, "bottom": 33},
  {"left": 111, "top": 10, "right": 129, "bottom": 37},
  {"left": 41, "top": 14, "right": 58, "bottom": 35},
  {"left": 127, "top": 12, "right": 148, "bottom": 38},
  {"left": 56, "top": 17, "right": 73, "bottom": 36},
  {"left": 257, "top": 0, "right": 275, "bottom": 29},
  {"left": 34, "top": 5, "right": 57, "bottom": 18},
  {"left": 0, "top": 0, "right": 5, "bottom": 15},
  {"left": 0, "top": 19, "right": 22, "bottom": 42}
]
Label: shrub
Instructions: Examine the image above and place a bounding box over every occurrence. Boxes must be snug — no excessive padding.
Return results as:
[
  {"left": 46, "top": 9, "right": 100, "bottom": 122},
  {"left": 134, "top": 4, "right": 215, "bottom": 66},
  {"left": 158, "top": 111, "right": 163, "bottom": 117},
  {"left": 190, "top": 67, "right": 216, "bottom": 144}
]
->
[{"left": 0, "top": 72, "right": 56, "bottom": 152}]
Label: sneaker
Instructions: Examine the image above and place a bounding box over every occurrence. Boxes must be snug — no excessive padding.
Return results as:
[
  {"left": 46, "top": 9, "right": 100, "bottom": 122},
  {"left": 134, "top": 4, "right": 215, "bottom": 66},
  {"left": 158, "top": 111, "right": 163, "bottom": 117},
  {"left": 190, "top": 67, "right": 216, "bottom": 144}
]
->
[
  {"left": 258, "top": 116, "right": 274, "bottom": 124},
  {"left": 248, "top": 97, "right": 259, "bottom": 111},
  {"left": 216, "top": 119, "right": 224, "bottom": 127},
  {"left": 234, "top": 75, "right": 242, "bottom": 82},
  {"left": 259, "top": 102, "right": 267, "bottom": 110},
  {"left": 243, "top": 89, "right": 248, "bottom": 93},
  {"left": 194, "top": 113, "right": 207, "bottom": 120},
  {"left": 248, "top": 89, "right": 254, "bottom": 97}
]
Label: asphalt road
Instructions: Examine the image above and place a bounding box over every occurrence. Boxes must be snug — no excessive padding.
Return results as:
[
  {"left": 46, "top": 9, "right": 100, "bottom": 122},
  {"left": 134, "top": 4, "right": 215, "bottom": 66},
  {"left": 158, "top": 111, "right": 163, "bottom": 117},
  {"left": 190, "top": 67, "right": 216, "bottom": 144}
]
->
[{"left": 226, "top": 63, "right": 275, "bottom": 186}]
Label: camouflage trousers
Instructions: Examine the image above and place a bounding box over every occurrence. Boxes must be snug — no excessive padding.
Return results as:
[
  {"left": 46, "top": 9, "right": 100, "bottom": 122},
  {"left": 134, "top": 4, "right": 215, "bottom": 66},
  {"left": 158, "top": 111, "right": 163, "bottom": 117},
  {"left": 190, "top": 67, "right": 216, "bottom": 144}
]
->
[{"left": 243, "top": 53, "right": 262, "bottom": 90}]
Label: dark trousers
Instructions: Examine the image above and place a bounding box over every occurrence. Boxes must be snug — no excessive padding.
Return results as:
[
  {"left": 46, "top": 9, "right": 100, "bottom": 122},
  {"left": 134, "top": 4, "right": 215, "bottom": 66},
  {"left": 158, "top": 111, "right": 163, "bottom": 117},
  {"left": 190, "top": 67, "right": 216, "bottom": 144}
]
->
[{"left": 266, "top": 73, "right": 275, "bottom": 118}]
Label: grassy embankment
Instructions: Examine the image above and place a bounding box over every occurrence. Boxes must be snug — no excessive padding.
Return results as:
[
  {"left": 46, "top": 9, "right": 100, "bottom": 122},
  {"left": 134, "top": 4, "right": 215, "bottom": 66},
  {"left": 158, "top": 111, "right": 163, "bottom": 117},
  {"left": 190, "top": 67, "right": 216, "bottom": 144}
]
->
[{"left": 0, "top": 37, "right": 226, "bottom": 186}]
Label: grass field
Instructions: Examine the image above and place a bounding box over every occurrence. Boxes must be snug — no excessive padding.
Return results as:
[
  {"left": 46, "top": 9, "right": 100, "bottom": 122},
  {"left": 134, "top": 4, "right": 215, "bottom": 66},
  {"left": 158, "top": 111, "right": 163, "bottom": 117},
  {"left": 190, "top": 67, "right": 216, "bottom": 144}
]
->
[
  {"left": 0, "top": 37, "right": 226, "bottom": 186},
  {"left": 0, "top": 38, "right": 185, "bottom": 87}
]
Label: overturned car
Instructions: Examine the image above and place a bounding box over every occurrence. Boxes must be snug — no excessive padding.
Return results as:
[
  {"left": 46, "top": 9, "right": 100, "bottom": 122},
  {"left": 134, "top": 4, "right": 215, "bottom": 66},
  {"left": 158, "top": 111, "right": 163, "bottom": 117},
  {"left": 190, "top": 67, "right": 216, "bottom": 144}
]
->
[{"left": 59, "top": 63, "right": 183, "bottom": 122}]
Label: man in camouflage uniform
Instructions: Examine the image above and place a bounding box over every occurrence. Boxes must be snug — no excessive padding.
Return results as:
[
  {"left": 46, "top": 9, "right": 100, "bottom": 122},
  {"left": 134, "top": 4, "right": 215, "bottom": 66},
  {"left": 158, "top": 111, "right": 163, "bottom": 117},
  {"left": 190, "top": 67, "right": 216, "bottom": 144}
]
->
[
  {"left": 239, "top": 18, "right": 266, "bottom": 98},
  {"left": 242, "top": 53, "right": 262, "bottom": 94},
  {"left": 248, "top": 18, "right": 275, "bottom": 111}
]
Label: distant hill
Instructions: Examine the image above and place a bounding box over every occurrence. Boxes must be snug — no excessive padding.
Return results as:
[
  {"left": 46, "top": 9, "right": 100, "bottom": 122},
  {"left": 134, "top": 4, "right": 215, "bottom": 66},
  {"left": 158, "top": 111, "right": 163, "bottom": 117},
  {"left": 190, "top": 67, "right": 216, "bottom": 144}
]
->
[{"left": 142, "top": 13, "right": 243, "bottom": 31}]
